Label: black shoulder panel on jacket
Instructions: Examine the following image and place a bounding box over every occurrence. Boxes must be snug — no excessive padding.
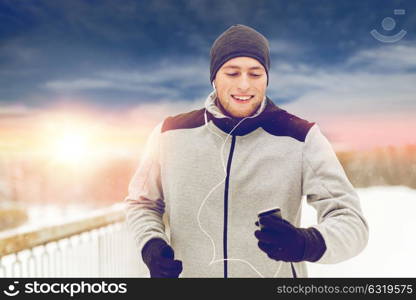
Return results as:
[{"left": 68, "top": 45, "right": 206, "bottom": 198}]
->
[
  {"left": 261, "top": 105, "right": 315, "bottom": 142},
  {"left": 161, "top": 108, "right": 206, "bottom": 133}
]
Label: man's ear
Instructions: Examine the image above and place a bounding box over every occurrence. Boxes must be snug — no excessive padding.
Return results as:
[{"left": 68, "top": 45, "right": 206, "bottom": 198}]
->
[{"left": 212, "top": 81, "right": 216, "bottom": 90}]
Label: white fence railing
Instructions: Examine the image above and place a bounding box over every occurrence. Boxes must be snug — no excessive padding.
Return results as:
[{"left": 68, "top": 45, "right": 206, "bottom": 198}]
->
[{"left": 0, "top": 204, "right": 148, "bottom": 277}]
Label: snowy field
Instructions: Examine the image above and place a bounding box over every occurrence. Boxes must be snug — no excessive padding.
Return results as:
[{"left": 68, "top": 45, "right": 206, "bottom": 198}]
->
[{"left": 302, "top": 185, "right": 416, "bottom": 277}]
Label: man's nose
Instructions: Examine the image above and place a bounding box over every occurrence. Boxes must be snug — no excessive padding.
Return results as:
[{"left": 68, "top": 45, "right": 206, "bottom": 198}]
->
[{"left": 237, "top": 74, "right": 250, "bottom": 91}]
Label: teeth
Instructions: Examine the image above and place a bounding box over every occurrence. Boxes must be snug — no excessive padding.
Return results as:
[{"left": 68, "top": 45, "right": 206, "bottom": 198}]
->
[{"left": 233, "top": 95, "right": 252, "bottom": 101}]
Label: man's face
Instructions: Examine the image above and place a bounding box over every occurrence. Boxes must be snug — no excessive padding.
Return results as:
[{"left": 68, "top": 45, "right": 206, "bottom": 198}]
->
[{"left": 213, "top": 56, "right": 267, "bottom": 118}]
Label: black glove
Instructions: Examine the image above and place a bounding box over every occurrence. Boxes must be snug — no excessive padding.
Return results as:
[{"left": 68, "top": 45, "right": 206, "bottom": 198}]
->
[
  {"left": 254, "top": 214, "right": 326, "bottom": 262},
  {"left": 141, "top": 238, "right": 183, "bottom": 278}
]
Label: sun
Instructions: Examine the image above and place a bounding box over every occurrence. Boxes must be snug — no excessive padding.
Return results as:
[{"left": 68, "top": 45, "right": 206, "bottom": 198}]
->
[
  {"left": 37, "top": 112, "right": 111, "bottom": 167},
  {"left": 51, "top": 132, "right": 90, "bottom": 165},
  {"left": 55, "top": 133, "right": 88, "bottom": 162}
]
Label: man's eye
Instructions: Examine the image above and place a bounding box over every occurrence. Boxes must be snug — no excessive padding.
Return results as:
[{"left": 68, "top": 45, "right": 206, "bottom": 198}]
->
[{"left": 225, "top": 73, "right": 262, "bottom": 77}]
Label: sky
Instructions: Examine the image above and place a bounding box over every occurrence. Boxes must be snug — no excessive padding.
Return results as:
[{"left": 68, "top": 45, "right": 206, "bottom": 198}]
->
[{"left": 1, "top": 0, "right": 416, "bottom": 151}]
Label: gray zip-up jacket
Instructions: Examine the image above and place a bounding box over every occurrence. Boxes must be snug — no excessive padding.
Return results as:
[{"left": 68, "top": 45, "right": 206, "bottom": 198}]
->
[{"left": 124, "top": 90, "right": 369, "bottom": 278}]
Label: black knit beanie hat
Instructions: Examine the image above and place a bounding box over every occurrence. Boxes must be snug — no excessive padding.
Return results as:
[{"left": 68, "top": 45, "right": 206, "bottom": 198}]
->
[{"left": 210, "top": 24, "right": 270, "bottom": 85}]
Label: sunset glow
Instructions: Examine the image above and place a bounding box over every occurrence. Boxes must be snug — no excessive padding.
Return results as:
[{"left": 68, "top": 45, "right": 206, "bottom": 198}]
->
[{"left": 50, "top": 131, "right": 90, "bottom": 165}]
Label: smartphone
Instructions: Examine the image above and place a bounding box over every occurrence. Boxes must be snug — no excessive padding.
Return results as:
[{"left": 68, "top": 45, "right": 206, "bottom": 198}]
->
[
  {"left": 257, "top": 207, "right": 282, "bottom": 228},
  {"left": 257, "top": 207, "right": 281, "bottom": 219}
]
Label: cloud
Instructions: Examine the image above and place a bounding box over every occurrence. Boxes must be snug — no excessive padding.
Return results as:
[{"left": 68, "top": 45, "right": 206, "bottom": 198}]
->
[
  {"left": 40, "top": 39, "right": 306, "bottom": 101},
  {"left": 124, "top": 98, "right": 203, "bottom": 127},
  {"left": 269, "top": 42, "right": 416, "bottom": 121},
  {"left": 269, "top": 40, "right": 305, "bottom": 57},
  {"left": 45, "top": 79, "right": 113, "bottom": 90},
  {"left": 345, "top": 42, "right": 416, "bottom": 71},
  {"left": 0, "top": 103, "right": 36, "bottom": 117},
  {"left": 99, "top": 57, "right": 209, "bottom": 88},
  {"left": 42, "top": 56, "right": 209, "bottom": 100},
  {"left": 38, "top": 38, "right": 416, "bottom": 129}
]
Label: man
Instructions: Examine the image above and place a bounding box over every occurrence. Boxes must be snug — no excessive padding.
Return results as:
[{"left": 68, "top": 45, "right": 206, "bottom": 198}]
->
[{"left": 124, "top": 24, "right": 369, "bottom": 278}]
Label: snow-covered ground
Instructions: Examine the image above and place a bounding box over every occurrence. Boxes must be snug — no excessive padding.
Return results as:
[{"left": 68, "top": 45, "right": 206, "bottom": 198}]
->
[{"left": 302, "top": 185, "right": 416, "bottom": 277}]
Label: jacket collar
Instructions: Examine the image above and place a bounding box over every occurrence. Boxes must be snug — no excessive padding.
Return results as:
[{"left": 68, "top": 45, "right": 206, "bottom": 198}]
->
[{"left": 204, "top": 90, "right": 279, "bottom": 136}]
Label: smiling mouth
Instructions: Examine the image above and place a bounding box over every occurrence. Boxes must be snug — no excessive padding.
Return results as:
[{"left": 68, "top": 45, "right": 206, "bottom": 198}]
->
[{"left": 231, "top": 95, "right": 254, "bottom": 103}]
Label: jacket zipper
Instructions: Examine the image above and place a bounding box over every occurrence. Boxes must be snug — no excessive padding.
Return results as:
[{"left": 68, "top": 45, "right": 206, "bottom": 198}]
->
[{"left": 223, "top": 134, "right": 236, "bottom": 278}]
